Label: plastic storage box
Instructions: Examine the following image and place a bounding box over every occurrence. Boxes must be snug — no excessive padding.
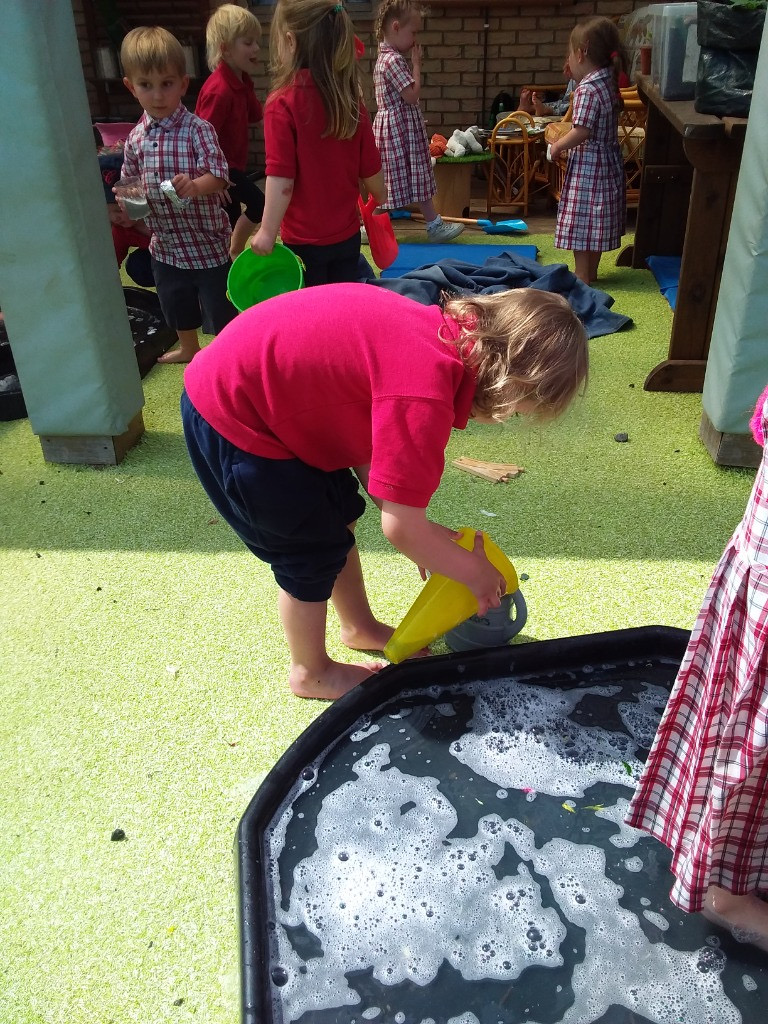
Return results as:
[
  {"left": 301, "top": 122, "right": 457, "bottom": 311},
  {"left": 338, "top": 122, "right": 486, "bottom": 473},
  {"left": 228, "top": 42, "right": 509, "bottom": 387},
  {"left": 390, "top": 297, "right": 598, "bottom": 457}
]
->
[
  {"left": 619, "top": 4, "right": 662, "bottom": 81},
  {"left": 651, "top": 2, "right": 700, "bottom": 99}
]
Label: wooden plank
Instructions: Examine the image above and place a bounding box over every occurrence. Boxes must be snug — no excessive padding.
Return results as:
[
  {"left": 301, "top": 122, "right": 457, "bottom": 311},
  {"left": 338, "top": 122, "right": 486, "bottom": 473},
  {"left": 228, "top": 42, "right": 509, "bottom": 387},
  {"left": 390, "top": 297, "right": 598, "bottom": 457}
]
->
[{"left": 637, "top": 77, "right": 727, "bottom": 138}]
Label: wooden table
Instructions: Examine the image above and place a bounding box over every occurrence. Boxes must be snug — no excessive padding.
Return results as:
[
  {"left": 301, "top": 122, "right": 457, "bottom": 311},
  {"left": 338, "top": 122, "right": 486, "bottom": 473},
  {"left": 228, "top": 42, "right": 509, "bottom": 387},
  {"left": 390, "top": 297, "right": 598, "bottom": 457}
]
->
[
  {"left": 433, "top": 153, "right": 494, "bottom": 218},
  {"left": 617, "top": 77, "right": 747, "bottom": 392}
]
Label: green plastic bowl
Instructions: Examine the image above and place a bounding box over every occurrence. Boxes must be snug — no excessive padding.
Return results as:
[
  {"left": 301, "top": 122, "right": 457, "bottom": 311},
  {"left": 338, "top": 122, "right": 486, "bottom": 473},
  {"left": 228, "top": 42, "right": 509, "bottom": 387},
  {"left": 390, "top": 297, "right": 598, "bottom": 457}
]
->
[{"left": 227, "top": 243, "right": 304, "bottom": 313}]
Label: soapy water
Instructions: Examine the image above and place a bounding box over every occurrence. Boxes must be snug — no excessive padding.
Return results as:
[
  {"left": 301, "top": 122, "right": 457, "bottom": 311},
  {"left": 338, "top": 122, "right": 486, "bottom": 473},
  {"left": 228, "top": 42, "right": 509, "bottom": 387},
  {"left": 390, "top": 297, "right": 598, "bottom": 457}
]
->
[{"left": 261, "top": 660, "right": 767, "bottom": 1023}]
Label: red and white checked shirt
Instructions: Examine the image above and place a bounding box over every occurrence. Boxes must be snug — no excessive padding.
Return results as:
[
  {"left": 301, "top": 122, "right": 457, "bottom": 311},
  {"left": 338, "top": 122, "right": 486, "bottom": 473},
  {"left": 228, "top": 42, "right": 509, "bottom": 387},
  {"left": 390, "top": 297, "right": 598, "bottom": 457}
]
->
[{"left": 122, "top": 104, "right": 231, "bottom": 270}]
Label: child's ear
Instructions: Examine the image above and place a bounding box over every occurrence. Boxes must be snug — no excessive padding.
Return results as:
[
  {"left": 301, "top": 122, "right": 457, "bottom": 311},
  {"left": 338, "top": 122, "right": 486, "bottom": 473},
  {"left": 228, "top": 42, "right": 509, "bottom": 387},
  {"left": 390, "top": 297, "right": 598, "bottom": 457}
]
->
[
  {"left": 123, "top": 77, "right": 137, "bottom": 98},
  {"left": 181, "top": 74, "right": 190, "bottom": 94}
]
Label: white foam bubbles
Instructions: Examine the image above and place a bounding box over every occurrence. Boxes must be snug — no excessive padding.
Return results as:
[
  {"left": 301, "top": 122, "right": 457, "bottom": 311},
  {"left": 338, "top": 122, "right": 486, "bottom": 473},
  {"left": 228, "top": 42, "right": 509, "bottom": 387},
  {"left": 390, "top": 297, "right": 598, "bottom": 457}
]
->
[
  {"left": 522, "top": 839, "right": 741, "bottom": 1024},
  {"left": 594, "top": 799, "right": 644, "bottom": 848},
  {"left": 449, "top": 680, "right": 645, "bottom": 797},
  {"left": 642, "top": 910, "right": 670, "bottom": 931},
  {"left": 270, "top": 744, "right": 565, "bottom": 1020}
]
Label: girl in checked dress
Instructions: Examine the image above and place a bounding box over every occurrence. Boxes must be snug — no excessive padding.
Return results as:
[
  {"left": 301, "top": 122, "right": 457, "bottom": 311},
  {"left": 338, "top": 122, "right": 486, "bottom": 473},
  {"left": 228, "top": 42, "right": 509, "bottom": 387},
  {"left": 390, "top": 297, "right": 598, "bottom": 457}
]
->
[
  {"left": 372, "top": 0, "right": 462, "bottom": 242},
  {"left": 626, "top": 385, "right": 768, "bottom": 951},
  {"left": 548, "top": 16, "right": 626, "bottom": 285}
]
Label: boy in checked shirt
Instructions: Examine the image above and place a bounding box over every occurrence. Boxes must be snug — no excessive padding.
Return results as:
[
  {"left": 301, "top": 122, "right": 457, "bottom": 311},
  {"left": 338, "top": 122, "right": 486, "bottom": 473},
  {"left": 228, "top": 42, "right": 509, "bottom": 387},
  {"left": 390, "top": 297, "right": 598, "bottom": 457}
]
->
[{"left": 120, "top": 26, "right": 234, "bottom": 363}]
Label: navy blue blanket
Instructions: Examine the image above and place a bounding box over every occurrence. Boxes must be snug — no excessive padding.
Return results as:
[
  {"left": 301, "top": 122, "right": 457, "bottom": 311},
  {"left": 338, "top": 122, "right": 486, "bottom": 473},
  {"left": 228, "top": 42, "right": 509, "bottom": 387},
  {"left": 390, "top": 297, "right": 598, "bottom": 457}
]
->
[{"left": 361, "top": 251, "right": 632, "bottom": 340}]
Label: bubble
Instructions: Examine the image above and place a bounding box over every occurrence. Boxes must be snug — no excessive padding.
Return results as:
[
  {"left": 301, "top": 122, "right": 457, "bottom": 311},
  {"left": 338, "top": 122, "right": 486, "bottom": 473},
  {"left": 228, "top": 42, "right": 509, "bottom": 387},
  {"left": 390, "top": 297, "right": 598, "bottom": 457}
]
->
[{"left": 270, "top": 966, "right": 289, "bottom": 986}]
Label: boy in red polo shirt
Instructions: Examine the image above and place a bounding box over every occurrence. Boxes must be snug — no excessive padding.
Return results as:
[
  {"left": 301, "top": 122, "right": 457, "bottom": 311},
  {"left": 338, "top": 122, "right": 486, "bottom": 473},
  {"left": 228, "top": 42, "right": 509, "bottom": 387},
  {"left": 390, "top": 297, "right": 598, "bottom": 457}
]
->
[
  {"left": 196, "top": 4, "right": 266, "bottom": 260},
  {"left": 181, "top": 283, "right": 588, "bottom": 701}
]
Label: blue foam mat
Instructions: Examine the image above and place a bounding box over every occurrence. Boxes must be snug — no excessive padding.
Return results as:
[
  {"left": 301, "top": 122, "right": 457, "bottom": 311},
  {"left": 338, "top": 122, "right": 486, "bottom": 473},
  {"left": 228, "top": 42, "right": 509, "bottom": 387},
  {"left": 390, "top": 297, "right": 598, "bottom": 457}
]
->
[
  {"left": 381, "top": 242, "right": 538, "bottom": 278},
  {"left": 646, "top": 254, "right": 681, "bottom": 310}
]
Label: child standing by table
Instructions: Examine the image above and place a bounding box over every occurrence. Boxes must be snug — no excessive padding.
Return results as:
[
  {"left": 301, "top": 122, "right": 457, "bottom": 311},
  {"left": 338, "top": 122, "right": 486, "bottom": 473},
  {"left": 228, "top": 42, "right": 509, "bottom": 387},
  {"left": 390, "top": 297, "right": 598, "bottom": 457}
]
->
[
  {"left": 548, "top": 16, "right": 626, "bottom": 285},
  {"left": 119, "top": 26, "right": 234, "bottom": 363},
  {"left": 196, "top": 4, "right": 266, "bottom": 261},
  {"left": 626, "top": 384, "right": 768, "bottom": 953},
  {"left": 181, "top": 283, "right": 587, "bottom": 701},
  {"left": 249, "top": 0, "right": 385, "bottom": 287},
  {"left": 373, "top": 0, "right": 462, "bottom": 242}
]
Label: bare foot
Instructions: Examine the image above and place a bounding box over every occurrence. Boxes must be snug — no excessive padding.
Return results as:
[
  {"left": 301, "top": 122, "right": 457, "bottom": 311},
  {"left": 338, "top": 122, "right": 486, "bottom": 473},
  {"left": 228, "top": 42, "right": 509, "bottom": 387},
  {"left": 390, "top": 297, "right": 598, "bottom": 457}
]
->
[
  {"left": 289, "top": 658, "right": 384, "bottom": 701},
  {"left": 702, "top": 885, "right": 768, "bottom": 952},
  {"left": 340, "top": 619, "right": 396, "bottom": 653},
  {"left": 157, "top": 347, "right": 199, "bottom": 364}
]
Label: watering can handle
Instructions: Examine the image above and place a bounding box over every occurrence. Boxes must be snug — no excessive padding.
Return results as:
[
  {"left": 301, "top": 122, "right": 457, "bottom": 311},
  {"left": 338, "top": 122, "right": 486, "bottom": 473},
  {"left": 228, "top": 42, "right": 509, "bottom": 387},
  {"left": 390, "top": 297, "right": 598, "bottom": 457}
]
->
[{"left": 505, "top": 589, "right": 528, "bottom": 640}]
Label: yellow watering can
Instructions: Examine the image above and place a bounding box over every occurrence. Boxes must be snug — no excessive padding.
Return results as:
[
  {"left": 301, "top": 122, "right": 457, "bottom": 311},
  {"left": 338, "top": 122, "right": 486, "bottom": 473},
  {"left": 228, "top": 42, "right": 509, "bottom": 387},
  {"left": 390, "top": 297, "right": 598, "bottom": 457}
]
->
[{"left": 384, "top": 528, "right": 522, "bottom": 664}]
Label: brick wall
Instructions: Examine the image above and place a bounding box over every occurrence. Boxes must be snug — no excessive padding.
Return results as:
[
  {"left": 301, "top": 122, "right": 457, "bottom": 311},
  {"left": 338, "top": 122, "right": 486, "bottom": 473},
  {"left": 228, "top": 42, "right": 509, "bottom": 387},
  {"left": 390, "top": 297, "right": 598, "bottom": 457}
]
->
[{"left": 78, "top": 0, "right": 647, "bottom": 170}]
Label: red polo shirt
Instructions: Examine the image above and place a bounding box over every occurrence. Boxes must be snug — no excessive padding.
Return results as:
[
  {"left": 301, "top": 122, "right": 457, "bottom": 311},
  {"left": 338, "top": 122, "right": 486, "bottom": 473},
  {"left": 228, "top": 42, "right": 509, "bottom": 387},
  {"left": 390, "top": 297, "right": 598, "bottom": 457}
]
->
[
  {"left": 264, "top": 71, "right": 382, "bottom": 246},
  {"left": 184, "top": 284, "right": 475, "bottom": 508},
  {"left": 195, "top": 62, "right": 263, "bottom": 172}
]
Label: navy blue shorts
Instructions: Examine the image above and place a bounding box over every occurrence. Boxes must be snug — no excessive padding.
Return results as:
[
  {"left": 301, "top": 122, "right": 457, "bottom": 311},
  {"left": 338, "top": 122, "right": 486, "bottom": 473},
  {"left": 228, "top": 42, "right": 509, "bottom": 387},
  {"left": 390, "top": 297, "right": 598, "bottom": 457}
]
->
[
  {"left": 180, "top": 391, "right": 366, "bottom": 601},
  {"left": 151, "top": 258, "right": 235, "bottom": 334},
  {"left": 289, "top": 232, "right": 361, "bottom": 288}
]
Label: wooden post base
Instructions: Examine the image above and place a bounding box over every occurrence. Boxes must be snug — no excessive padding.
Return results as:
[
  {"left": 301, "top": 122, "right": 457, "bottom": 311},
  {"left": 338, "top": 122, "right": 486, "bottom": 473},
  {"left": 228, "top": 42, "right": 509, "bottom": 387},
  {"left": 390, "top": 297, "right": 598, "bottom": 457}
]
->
[
  {"left": 699, "top": 410, "right": 760, "bottom": 469},
  {"left": 39, "top": 411, "right": 145, "bottom": 466}
]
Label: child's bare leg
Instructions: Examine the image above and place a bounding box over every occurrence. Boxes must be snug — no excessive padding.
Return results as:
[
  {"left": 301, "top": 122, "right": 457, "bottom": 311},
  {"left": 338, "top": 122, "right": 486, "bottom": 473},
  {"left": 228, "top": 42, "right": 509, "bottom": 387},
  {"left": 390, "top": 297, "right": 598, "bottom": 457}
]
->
[
  {"left": 332, "top": 537, "right": 394, "bottom": 652},
  {"left": 417, "top": 200, "right": 438, "bottom": 223},
  {"left": 230, "top": 214, "right": 258, "bottom": 261},
  {"left": 158, "top": 328, "right": 200, "bottom": 364},
  {"left": 588, "top": 251, "right": 601, "bottom": 284},
  {"left": 278, "top": 588, "right": 382, "bottom": 701},
  {"left": 702, "top": 885, "right": 768, "bottom": 952},
  {"left": 573, "top": 250, "right": 592, "bottom": 285}
]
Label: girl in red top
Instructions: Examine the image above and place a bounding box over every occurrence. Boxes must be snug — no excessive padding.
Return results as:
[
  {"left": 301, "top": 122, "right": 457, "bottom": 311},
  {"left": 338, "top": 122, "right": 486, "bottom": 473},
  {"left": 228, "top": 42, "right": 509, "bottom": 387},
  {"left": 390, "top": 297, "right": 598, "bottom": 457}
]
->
[
  {"left": 249, "top": 0, "right": 386, "bottom": 286},
  {"left": 181, "top": 284, "right": 588, "bottom": 701},
  {"left": 196, "top": 4, "right": 265, "bottom": 260}
]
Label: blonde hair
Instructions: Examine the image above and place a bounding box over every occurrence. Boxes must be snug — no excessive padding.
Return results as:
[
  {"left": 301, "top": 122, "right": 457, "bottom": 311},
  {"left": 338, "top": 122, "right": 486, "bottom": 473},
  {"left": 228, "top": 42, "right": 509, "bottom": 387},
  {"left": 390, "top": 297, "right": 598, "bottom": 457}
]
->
[
  {"left": 442, "top": 290, "right": 588, "bottom": 421},
  {"left": 120, "top": 26, "right": 187, "bottom": 79},
  {"left": 205, "top": 3, "right": 262, "bottom": 72},
  {"left": 374, "top": 0, "right": 428, "bottom": 42},
  {"left": 570, "top": 16, "right": 624, "bottom": 96},
  {"left": 268, "top": 0, "right": 361, "bottom": 139}
]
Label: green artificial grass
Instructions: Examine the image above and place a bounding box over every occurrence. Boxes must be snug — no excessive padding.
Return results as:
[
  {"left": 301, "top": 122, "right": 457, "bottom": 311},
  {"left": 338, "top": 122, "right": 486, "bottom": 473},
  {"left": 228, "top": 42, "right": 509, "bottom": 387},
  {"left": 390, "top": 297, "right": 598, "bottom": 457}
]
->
[{"left": 1, "top": 234, "right": 756, "bottom": 1024}]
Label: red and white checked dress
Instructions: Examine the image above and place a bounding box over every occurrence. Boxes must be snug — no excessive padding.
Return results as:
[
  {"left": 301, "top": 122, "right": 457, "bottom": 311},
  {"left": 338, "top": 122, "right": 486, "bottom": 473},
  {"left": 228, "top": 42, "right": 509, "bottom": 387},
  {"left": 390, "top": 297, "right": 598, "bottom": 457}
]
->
[
  {"left": 626, "top": 412, "right": 768, "bottom": 913},
  {"left": 554, "top": 68, "right": 625, "bottom": 253},
  {"left": 373, "top": 43, "right": 435, "bottom": 210}
]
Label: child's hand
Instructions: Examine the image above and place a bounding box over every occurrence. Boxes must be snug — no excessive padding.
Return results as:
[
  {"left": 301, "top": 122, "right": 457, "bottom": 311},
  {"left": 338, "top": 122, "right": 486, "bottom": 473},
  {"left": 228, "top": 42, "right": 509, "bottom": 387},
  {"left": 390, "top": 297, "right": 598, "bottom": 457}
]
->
[
  {"left": 171, "top": 173, "right": 198, "bottom": 199},
  {"left": 411, "top": 43, "right": 422, "bottom": 69},
  {"left": 250, "top": 227, "right": 276, "bottom": 256},
  {"left": 465, "top": 531, "right": 506, "bottom": 616}
]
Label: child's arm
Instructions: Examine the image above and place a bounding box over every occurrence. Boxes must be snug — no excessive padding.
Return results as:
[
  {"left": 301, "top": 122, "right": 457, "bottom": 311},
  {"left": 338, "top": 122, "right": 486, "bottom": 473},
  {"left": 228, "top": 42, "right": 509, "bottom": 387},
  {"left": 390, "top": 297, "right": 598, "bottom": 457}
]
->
[
  {"left": 250, "top": 176, "right": 293, "bottom": 255},
  {"left": 361, "top": 170, "right": 387, "bottom": 208},
  {"left": 399, "top": 43, "right": 422, "bottom": 106},
  {"left": 379, "top": 500, "right": 506, "bottom": 616},
  {"left": 171, "top": 172, "right": 228, "bottom": 199},
  {"left": 548, "top": 124, "right": 589, "bottom": 161}
]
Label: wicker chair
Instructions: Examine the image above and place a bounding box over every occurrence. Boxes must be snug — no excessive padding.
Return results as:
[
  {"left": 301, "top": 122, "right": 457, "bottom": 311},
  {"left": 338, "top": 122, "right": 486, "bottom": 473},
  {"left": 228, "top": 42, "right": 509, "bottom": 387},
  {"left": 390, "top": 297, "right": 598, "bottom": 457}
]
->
[
  {"left": 485, "top": 111, "right": 549, "bottom": 217},
  {"left": 544, "top": 86, "right": 647, "bottom": 207}
]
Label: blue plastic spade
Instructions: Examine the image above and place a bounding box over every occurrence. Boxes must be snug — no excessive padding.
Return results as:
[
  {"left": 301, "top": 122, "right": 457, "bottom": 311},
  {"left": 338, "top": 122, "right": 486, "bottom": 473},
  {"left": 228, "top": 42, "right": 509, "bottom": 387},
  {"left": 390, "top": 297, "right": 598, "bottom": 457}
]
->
[
  {"left": 476, "top": 218, "right": 528, "bottom": 234},
  {"left": 389, "top": 210, "right": 528, "bottom": 234}
]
